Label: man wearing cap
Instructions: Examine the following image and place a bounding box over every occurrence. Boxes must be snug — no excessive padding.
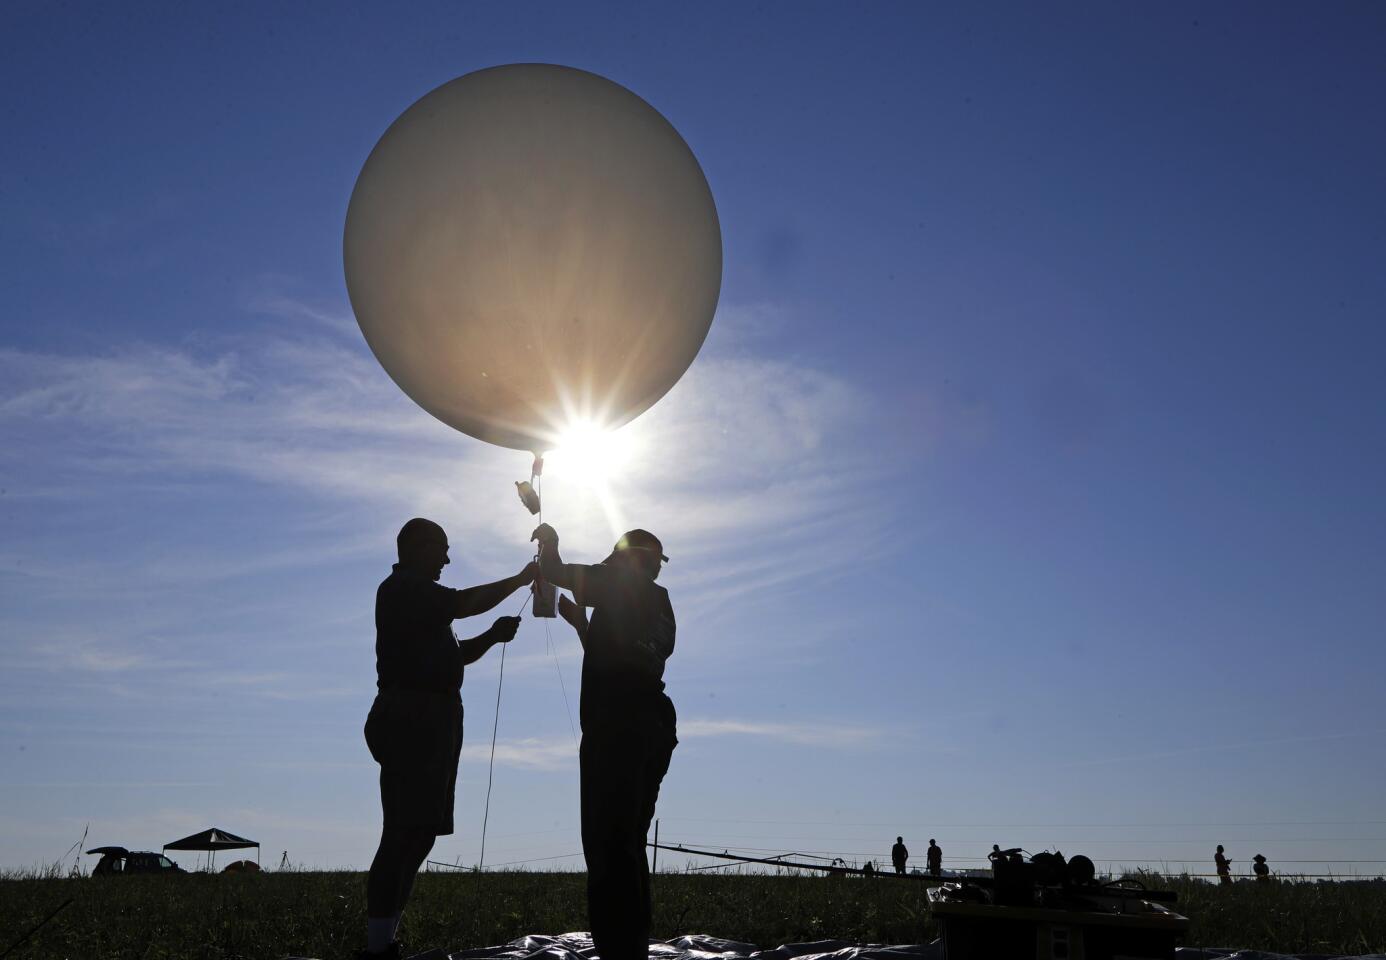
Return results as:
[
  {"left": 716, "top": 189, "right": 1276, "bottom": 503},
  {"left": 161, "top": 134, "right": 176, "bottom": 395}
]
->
[
  {"left": 532, "top": 522, "right": 676, "bottom": 960},
  {"left": 361, "top": 517, "right": 536, "bottom": 959}
]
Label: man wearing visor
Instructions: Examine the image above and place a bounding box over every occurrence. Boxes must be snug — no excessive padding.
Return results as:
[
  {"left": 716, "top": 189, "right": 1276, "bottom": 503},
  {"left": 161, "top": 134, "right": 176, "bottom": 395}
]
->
[{"left": 531, "top": 523, "right": 676, "bottom": 960}]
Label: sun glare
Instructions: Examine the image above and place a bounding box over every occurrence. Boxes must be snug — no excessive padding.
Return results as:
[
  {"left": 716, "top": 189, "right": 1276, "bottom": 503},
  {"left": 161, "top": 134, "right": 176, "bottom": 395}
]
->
[{"left": 547, "top": 420, "right": 637, "bottom": 488}]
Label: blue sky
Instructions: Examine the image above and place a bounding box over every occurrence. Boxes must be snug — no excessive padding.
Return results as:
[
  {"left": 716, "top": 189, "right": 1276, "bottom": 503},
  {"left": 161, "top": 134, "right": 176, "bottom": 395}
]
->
[{"left": 3, "top": 2, "right": 1385, "bottom": 880}]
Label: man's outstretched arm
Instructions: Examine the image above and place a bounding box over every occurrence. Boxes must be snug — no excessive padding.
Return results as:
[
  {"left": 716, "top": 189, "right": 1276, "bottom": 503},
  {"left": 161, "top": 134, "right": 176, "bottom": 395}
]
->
[
  {"left": 531, "top": 524, "right": 613, "bottom": 600},
  {"left": 453, "top": 563, "right": 537, "bottom": 619}
]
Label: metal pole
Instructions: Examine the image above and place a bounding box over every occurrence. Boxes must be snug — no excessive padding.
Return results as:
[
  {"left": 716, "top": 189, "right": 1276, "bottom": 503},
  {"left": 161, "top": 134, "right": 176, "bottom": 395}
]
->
[{"left": 652, "top": 819, "right": 659, "bottom": 875}]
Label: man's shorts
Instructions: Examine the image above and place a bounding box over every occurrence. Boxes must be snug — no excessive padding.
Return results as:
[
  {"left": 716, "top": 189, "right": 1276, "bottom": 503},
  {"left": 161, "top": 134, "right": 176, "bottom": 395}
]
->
[{"left": 364, "top": 688, "right": 464, "bottom": 836}]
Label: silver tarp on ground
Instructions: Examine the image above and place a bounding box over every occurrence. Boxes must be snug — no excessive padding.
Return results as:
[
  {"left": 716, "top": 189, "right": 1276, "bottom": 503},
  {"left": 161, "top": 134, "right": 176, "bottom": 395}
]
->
[
  {"left": 426, "top": 933, "right": 1386, "bottom": 960},
  {"left": 1174, "top": 953, "right": 1386, "bottom": 960},
  {"left": 1175, "top": 953, "right": 1386, "bottom": 958},
  {"left": 447, "top": 934, "right": 939, "bottom": 960}
]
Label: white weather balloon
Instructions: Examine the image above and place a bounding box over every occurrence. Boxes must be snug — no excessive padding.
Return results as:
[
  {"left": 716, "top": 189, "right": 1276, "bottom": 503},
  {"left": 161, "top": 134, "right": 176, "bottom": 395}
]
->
[{"left": 344, "top": 64, "right": 722, "bottom": 453}]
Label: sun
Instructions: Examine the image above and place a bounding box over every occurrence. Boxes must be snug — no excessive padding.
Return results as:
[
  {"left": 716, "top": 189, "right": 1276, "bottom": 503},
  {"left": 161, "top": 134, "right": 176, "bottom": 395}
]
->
[{"left": 546, "top": 419, "right": 638, "bottom": 488}]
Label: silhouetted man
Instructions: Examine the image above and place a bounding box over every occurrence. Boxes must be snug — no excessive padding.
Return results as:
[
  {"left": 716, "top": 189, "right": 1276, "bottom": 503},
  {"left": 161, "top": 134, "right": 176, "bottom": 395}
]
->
[
  {"left": 926, "top": 838, "right": 942, "bottom": 877},
  {"left": 989, "top": 844, "right": 1021, "bottom": 868},
  {"left": 362, "top": 518, "right": 535, "bottom": 959},
  {"left": 891, "top": 836, "right": 909, "bottom": 875},
  {"left": 534, "top": 522, "right": 676, "bottom": 960},
  {"left": 1215, "top": 844, "right": 1232, "bottom": 885},
  {"left": 1253, "top": 854, "right": 1270, "bottom": 882}
]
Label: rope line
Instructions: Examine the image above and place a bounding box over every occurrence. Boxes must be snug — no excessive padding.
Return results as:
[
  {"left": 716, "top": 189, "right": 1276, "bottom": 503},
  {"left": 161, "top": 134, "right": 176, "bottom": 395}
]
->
[
  {"left": 478, "top": 637, "right": 507, "bottom": 870},
  {"left": 0, "top": 897, "right": 72, "bottom": 959},
  {"left": 545, "top": 616, "right": 580, "bottom": 751},
  {"left": 476, "top": 577, "right": 534, "bottom": 872},
  {"left": 480, "top": 462, "right": 583, "bottom": 869},
  {"left": 480, "top": 463, "right": 546, "bottom": 869}
]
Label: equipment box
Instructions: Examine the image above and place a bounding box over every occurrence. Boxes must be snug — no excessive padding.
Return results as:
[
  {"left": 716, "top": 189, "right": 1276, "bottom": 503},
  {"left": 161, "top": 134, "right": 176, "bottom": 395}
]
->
[{"left": 930, "top": 893, "right": 1188, "bottom": 960}]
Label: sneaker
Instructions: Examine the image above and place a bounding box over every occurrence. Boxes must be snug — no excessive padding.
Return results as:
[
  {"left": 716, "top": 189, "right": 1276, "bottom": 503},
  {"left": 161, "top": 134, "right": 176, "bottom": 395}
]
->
[{"left": 356, "top": 941, "right": 402, "bottom": 960}]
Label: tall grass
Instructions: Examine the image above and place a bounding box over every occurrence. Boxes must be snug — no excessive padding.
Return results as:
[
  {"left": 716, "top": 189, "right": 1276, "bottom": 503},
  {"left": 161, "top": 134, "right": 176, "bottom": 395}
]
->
[{"left": 1, "top": 869, "right": 1382, "bottom": 959}]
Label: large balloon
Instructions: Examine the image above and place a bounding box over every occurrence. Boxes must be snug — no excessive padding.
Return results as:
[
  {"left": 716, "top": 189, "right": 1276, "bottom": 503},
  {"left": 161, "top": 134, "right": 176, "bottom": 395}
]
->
[{"left": 344, "top": 64, "right": 722, "bottom": 453}]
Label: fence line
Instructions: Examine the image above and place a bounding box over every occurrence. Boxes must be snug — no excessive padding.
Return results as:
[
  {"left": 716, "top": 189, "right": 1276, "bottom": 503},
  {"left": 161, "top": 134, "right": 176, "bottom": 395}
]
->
[
  {"left": 648, "top": 836, "right": 1386, "bottom": 878},
  {"left": 656, "top": 838, "right": 1386, "bottom": 862},
  {"left": 426, "top": 853, "right": 583, "bottom": 871},
  {"left": 655, "top": 816, "right": 1386, "bottom": 828}
]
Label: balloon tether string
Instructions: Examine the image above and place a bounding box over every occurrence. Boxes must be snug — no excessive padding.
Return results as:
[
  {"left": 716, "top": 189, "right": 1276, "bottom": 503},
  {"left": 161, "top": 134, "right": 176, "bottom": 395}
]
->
[
  {"left": 534, "top": 468, "right": 580, "bottom": 752},
  {"left": 479, "top": 622, "right": 508, "bottom": 870},
  {"left": 480, "top": 458, "right": 579, "bottom": 869},
  {"left": 480, "top": 463, "right": 536, "bottom": 870}
]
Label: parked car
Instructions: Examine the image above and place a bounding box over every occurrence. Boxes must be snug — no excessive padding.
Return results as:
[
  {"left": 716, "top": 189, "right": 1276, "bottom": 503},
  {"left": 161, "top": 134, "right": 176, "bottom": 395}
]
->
[{"left": 86, "top": 846, "right": 185, "bottom": 876}]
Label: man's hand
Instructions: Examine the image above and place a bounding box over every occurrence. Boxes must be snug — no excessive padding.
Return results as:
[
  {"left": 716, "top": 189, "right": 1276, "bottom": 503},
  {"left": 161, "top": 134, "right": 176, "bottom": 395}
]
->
[
  {"left": 530, "top": 522, "right": 573, "bottom": 590},
  {"left": 520, "top": 560, "right": 539, "bottom": 584},
  {"left": 487, "top": 615, "right": 521, "bottom": 644},
  {"left": 458, "top": 615, "right": 522, "bottom": 665}
]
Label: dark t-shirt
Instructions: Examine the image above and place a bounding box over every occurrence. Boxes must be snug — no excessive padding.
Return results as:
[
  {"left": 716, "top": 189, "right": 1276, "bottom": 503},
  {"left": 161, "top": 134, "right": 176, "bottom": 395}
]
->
[
  {"left": 568, "top": 563, "right": 676, "bottom": 732},
  {"left": 375, "top": 564, "right": 464, "bottom": 695}
]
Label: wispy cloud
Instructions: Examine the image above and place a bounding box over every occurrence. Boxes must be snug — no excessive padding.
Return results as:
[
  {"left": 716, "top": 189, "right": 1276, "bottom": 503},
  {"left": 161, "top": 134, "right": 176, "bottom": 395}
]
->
[
  {"left": 678, "top": 717, "right": 884, "bottom": 748},
  {"left": 461, "top": 719, "right": 887, "bottom": 770},
  {"left": 461, "top": 736, "right": 577, "bottom": 772},
  {"left": 1, "top": 294, "right": 890, "bottom": 677},
  {"left": 0, "top": 295, "right": 896, "bottom": 871},
  {"left": 0, "top": 312, "right": 874, "bottom": 551},
  {"left": 247, "top": 288, "right": 361, "bottom": 339}
]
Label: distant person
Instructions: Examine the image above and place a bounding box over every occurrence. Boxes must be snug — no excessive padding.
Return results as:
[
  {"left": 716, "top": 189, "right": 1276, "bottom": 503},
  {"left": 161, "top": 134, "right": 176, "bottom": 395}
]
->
[
  {"left": 1215, "top": 845, "right": 1232, "bottom": 885},
  {"left": 927, "top": 838, "right": 943, "bottom": 877},
  {"left": 892, "top": 836, "right": 909, "bottom": 875},
  {"left": 863, "top": 860, "right": 876, "bottom": 877},
  {"left": 362, "top": 518, "right": 535, "bottom": 959},
  {"left": 1253, "top": 854, "right": 1270, "bottom": 882},
  {"left": 535, "top": 522, "right": 677, "bottom": 960},
  {"left": 989, "top": 844, "right": 1020, "bottom": 867}
]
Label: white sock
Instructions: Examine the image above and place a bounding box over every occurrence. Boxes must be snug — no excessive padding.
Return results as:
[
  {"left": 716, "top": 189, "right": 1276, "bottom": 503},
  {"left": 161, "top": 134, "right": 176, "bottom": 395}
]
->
[{"left": 367, "top": 916, "right": 395, "bottom": 953}]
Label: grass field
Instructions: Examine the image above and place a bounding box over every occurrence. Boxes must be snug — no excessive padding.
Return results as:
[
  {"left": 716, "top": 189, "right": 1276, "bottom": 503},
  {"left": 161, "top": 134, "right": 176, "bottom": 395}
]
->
[{"left": 2, "top": 868, "right": 1384, "bottom": 959}]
